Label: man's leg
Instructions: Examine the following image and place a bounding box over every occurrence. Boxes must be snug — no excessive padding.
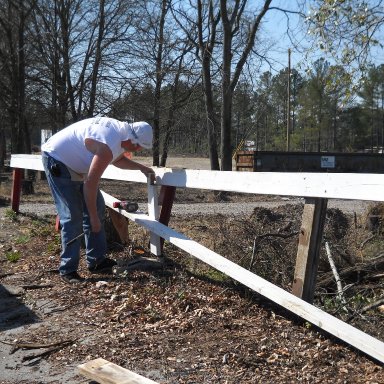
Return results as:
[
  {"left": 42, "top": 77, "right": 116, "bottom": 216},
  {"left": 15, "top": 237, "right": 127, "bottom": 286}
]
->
[
  {"left": 42, "top": 153, "right": 83, "bottom": 276},
  {"left": 82, "top": 187, "right": 108, "bottom": 269}
]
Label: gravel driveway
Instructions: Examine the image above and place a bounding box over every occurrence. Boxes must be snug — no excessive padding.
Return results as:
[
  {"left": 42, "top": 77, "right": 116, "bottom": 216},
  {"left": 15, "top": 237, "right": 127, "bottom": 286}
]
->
[{"left": 5, "top": 198, "right": 373, "bottom": 218}]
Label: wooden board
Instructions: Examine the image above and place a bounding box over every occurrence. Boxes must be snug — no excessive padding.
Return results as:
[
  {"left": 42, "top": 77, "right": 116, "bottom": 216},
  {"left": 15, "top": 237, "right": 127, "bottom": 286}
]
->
[
  {"left": 78, "top": 358, "right": 159, "bottom": 384},
  {"left": 107, "top": 207, "right": 129, "bottom": 244},
  {"left": 292, "top": 198, "right": 328, "bottom": 302},
  {"left": 101, "top": 190, "right": 384, "bottom": 364},
  {"left": 11, "top": 154, "right": 44, "bottom": 171},
  {"left": 156, "top": 168, "right": 384, "bottom": 201},
  {"left": 11, "top": 154, "right": 384, "bottom": 201}
]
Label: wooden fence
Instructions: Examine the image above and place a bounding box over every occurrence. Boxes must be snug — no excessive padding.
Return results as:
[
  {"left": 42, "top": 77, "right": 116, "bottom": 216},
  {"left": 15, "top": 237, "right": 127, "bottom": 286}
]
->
[{"left": 9, "top": 154, "right": 384, "bottom": 364}]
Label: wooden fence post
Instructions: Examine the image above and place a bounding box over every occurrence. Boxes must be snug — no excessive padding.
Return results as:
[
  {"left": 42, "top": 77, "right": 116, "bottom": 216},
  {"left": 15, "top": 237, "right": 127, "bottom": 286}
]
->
[
  {"left": 158, "top": 185, "right": 176, "bottom": 250},
  {"left": 107, "top": 208, "right": 129, "bottom": 244},
  {"left": 292, "top": 197, "right": 328, "bottom": 303},
  {"left": 11, "top": 168, "right": 23, "bottom": 213}
]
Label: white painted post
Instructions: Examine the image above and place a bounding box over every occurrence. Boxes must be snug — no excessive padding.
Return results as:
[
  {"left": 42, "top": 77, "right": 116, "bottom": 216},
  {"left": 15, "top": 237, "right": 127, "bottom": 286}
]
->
[{"left": 147, "top": 178, "right": 161, "bottom": 256}]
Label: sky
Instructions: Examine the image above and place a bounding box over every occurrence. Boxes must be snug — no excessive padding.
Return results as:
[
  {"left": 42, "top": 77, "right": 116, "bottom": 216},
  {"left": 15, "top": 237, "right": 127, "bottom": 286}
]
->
[
  {"left": 260, "top": 1, "right": 313, "bottom": 74},
  {"left": 260, "top": 0, "right": 384, "bottom": 76}
]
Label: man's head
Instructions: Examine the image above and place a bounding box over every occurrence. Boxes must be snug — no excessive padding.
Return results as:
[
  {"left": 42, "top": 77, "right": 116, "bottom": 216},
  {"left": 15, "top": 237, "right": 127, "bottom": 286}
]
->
[{"left": 127, "top": 122, "right": 153, "bottom": 149}]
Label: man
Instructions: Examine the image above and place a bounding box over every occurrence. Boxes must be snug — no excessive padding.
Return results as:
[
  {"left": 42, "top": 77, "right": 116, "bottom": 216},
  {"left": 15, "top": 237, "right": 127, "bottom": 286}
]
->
[{"left": 42, "top": 117, "right": 155, "bottom": 284}]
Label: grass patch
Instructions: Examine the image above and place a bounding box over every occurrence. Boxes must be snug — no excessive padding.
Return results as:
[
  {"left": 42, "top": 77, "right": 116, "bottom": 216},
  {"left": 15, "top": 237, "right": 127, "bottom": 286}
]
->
[
  {"left": 15, "top": 234, "right": 30, "bottom": 244},
  {"left": 5, "top": 250, "right": 21, "bottom": 262},
  {"left": 4, "top": 208, "right": 17, "bottom": 221}
]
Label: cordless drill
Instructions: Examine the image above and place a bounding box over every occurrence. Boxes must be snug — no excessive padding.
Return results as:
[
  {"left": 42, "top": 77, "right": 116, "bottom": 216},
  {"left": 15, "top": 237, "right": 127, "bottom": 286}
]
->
[{"left": 112, "top": 201, "right": 139, "bottom": 212}]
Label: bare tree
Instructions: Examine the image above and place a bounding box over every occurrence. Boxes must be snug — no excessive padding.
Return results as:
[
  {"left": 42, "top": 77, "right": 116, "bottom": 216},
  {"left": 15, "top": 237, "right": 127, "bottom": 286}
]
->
[
  {"left": 0, "top": 0, "right": 36, "bottom": 154},
  {"left": 0, "top": 121, "right": 6, "bottom": 169},
  {"left": 306, "top": 0, "right": 384, "bottom": 88},
  {"left": 219, "top": 0, "right": 272, "bottom": 170},
  {"left": 172, "top": 0, "right": 221, "bottom": 170},
  {"left": 173, "top": 1, "right": 301, "bottom": 170},
  {"left": 150, "top": 0, "right": 169, "bottom": 166},
  {"left": 160, "top": 43, "right": 197, "bottom": 167},
  {"left": 126, "top": 0, "right": 200, "bottom": 166},
  {"left": 29, "top": 0, "right": 137, "bottom": 128}
]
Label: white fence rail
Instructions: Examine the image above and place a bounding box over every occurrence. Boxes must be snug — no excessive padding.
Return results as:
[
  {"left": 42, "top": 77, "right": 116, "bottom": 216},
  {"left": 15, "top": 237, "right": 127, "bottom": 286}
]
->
[
  {"left": 10, "top": 154, "right": 384, "bottom": 200},
  {"left": 9, "top": 154, "right": 384, "bottom": 364}
]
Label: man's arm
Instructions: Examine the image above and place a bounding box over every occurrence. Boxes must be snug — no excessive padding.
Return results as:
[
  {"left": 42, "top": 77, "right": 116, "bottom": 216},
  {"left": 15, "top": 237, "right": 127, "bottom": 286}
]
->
[
  {"left": 113, "top": 155, "right": 155, "bottom": 182},
  {"left": 84, "top": 139, "right": 113, "bottom": 232}
]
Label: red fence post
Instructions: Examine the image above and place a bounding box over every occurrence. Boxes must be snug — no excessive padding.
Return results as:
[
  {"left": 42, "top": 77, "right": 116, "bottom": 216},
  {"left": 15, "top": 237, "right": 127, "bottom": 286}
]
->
[
  {"left": 11, "top": 168, "right": 23, "bottom": 213},
  {"left": 55, "top": 215, "right": 61, "bottom": 232}
]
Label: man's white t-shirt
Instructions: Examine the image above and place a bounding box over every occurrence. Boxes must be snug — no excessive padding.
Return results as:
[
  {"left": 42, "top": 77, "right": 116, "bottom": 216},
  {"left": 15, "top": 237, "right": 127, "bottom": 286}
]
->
[{"left": 42, "top": 117, "right": 129, "bottom": 174}]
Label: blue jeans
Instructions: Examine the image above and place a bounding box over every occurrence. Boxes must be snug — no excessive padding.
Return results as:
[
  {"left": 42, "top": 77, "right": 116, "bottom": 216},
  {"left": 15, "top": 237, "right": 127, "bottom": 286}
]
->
[{"left": 42, "top": 152, "right": 107, "bottom": 275}]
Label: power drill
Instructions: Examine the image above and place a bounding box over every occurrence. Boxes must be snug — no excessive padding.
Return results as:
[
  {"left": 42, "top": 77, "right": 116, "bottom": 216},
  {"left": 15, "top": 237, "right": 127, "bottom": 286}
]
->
[{"left": 112, "top": 201, "right": 139, "bottom": 212}]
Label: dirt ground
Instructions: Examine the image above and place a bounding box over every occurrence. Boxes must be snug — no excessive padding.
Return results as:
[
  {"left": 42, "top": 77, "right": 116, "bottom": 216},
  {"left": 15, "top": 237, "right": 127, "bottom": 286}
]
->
[{"left": 0, "top": 157, "right": 383, "bottom": 383}]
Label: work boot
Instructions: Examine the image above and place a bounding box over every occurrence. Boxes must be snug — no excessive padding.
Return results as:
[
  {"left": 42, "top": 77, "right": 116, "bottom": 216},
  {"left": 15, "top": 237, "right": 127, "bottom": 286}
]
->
[
  {"left": 61, "top": 271, "right": 85, "bottom": 285},
  {"left": 88, "top": 257, "right": 117, "bottom": 274}
]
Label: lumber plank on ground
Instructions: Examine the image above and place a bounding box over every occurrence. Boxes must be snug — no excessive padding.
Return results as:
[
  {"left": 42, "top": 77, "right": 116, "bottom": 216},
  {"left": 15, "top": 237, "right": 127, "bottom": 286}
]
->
[{"left": 77, "top": 358, "right": 158, "bottom": 384}]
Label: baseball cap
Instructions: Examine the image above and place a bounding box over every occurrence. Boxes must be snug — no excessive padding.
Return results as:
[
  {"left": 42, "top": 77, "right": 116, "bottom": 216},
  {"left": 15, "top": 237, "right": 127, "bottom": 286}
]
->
[{"left": 129, "top": 122, "right": 153, "bottom": 149}]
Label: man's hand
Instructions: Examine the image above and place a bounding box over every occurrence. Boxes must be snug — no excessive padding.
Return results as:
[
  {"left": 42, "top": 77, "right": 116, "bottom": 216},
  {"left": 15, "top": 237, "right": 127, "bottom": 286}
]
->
[
  {"left": 141, "top": 166, "right": 156, "bottom": 184},
  {"left": 112, "top": 156, "right": 156, "bottom": 183}
]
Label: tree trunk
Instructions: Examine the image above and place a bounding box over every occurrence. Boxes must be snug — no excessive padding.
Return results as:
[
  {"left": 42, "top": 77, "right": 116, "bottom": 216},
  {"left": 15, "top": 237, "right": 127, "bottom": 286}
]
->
[
  {"left": 197, "top": 0, "right": 220, "bottom": 170},
  {"left": 160, "top": 75, "right": 178, "bottom": 168},
  {"left": 219, "top": 0, "right": 272, "bottom": 170},
  {"left": 0, "top": 127, "right": 5, "bottom": 169},
  {"left": 202, "top": 60, "right": 220, "bottom": 171},
  {"left": 220, "top": 2, "right": 233, "bottom": 171},
  {"left": 152, "top": 0, "right": 168, "bottom": 167},
  {"left": 220, "top": 54, "right": 233, "bottom": 170},
  {"left": 59, "top": 0, "right": 77, "bottom": 121},
  {"left": 16, "top": 9, "right": 30, "bottom": 154},
  {"left": 88, "top": 0, "right": 105, "bottom": 117}
]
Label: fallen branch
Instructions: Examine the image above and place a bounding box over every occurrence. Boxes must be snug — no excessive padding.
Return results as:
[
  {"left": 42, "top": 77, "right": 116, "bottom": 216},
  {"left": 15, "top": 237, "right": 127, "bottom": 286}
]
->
[
  {"left": 255, "top": 231, "right": 299, "bottom": 241},
  {"left": 360, "top": 234, "right": 375, "bottom": 249},
  {"left": 21, "top": 284, "right": 54, "bottom": 290},
  {"left": 0, "top": 272, "right": 15, "bottom": 278},
  {"left": 347, "top": 297, "right": 384, "bottom": 321},
  {"left": 250, "top": 237, "right": 258, "bottom": 270},
  {"left": 318, "top": 254, "right": 384, "bottom": 288},
  {"left": 249, "top": 231, "right": 298, "bottom": 270},
  {"left": 22, "top": 345, "right": 64, "bottom": 363},
  {"left": 325, "top": 241, "right": 347, "bottom": 308},
  {"left": 0, "top": 338, "right": 75, "bottom": 354}
]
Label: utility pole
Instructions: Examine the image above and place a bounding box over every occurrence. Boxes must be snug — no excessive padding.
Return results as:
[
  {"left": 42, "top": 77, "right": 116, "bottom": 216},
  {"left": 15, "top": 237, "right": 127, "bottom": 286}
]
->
[{"left": 286, "top": 48, "right": 291, "bottom": 151}]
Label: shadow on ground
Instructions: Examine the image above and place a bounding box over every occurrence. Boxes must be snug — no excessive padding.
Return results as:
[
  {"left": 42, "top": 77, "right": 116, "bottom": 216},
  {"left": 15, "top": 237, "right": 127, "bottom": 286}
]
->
[{"left": 0, "top": 284, "right": 39, "bottom": 331}]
